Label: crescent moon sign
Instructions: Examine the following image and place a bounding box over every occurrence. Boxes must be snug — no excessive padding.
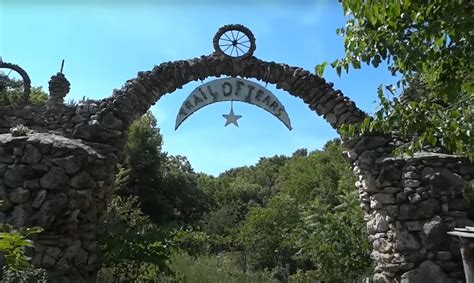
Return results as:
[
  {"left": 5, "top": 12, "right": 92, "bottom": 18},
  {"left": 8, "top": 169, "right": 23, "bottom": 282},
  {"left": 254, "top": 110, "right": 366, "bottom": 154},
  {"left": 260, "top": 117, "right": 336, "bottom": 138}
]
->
[{"left": 175, "top": 77, "right": 292, "bottom": 130}]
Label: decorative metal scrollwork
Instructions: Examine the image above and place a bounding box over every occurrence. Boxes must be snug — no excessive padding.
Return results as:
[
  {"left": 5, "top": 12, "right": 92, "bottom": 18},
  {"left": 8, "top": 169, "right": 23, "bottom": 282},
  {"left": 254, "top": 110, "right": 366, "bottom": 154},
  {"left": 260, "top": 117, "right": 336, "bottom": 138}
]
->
[
  {"left": 213, "top": 24, "right": 256, "bottom": 59},
  {"left": 0, "top": 60, "right": 31, "bottom": 109}
]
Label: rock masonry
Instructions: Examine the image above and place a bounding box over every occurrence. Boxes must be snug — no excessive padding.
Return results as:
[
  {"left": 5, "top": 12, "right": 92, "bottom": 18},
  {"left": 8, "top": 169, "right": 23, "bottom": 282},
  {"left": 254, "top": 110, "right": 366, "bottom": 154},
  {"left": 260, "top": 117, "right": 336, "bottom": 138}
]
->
[
  {"left": 0, "top": 133, "right": 116, "bottom": 282},
  {"left": 0, "top": 51, "right": 472, "bottom": 282},
  {"left": 348, "top": 135, "right": 474, "bottom": 282}
]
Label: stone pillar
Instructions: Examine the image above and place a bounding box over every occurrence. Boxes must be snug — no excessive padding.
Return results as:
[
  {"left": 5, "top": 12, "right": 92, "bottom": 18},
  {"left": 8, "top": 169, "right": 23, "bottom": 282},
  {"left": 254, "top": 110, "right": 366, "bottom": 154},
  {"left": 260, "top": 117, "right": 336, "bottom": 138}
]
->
[
  {"left": 349, "top": 136, "right": 474, "bottom": 282},
  {"left": 0, "top": 132, "right": 116, "bottom": 282},
  {"left": 47, "top": 73, "right": 70, "bottom": 108}
]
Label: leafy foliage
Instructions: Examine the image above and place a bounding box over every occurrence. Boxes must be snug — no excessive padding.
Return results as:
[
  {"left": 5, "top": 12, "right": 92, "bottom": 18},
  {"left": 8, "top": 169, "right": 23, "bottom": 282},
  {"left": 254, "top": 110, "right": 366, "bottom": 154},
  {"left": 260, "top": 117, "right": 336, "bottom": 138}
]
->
[
  {"left": 331, "top": 0, "right": 473, "bottom": 159},
  {"left": 100, "top": 195, "right": 170, "bottom": 282},
  {"left": 241, "top": 194, "right": 302, "bottom": 280},
  {"left": 0, "top": 225, "right": 47, "bottom": 283},
  {"left": 158, "top": 252, "right": 276, "bottom": 283},
  {"left": 294, "top": 195, "right": 372, "bottom": 282},
  {"left": 109, "top": 114, "right": 370, "bottom": 282},
  {"left": 116, "top": 112, "right": 207, "bottom": 225},
  {"left": 176, "top": 140, "right": 371, "bottom": 282},
  {"left": 0, "top": 75, "right": 47, "bottom": 106},
  {"left": 239, "top": 141, "right": 371, "bottom": 282}
]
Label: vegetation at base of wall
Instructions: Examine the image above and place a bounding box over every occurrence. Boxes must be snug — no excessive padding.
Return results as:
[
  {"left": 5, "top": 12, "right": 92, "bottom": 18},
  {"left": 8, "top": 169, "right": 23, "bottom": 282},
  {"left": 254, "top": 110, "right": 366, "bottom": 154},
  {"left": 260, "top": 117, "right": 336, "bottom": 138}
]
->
[
  {"left": 0, "top": 224, "right": 47, "bottom": 283},
  {"left": 99, "top": 195, "right": 171, "bottom": 282}
]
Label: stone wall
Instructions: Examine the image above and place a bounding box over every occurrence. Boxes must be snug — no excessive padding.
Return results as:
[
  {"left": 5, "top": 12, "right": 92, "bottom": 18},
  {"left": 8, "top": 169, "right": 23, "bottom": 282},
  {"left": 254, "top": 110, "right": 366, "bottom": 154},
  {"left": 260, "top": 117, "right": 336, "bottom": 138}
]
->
[
  {"left": 1, "top": 55, "right": 366, "bottom": 149},
  {"left": 1, "top": 51, "right": 472, "bottom": 282},
  {"left": 348, "top": 135, "right": 474, "bottom": 282},
  {"left": 0, "top": 53, "right": 369, "bottom": 281},
  {"left": 0, "top": 133, "right": 116, "bottom": 282}
]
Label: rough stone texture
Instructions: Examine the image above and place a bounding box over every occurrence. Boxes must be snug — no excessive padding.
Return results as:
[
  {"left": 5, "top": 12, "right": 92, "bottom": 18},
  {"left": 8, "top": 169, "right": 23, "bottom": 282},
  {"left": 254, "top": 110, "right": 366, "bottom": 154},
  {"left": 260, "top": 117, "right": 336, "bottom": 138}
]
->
[
  {"left": 400, "top": 260, "right": 449, "bottom": 283},
  {"left": 0, "top": 53, "right": 368, "bottom": 281},
  {"left": 368, "top": 213, "right": 389, "bottom": 234},
  {"left": 0, "top": 133, "right": 116, "bottom": 281},
  {"left": 349, "top": 136, "right": 473, "bottom": 282},
  {"left": 47, "top": 72, "right": 70, "bottom": 108},
  {"left": 40, "top": 167, "right": 68, "bottom": 191},
  {"left": 421, "top": 216, "right": 447, "bottom": 250},
  {"left": 0, "top": 55, "right": 366, "bottom": 147},
  {"left": 2, "top": 50, "right": 472, "bottom": 282}
]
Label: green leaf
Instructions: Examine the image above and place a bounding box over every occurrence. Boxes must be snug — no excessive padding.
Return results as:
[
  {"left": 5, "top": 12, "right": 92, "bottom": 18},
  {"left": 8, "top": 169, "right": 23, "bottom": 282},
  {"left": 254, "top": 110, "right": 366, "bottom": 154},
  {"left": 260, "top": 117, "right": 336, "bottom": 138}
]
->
[{"left": 315, "top": 62, "right": 328, "bottom": 77}]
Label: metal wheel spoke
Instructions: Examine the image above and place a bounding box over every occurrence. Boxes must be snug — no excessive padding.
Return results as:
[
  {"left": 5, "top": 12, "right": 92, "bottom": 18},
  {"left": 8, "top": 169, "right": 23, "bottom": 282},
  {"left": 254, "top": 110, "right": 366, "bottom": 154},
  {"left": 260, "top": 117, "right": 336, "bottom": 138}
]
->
[
  {"left": 237, "top": 34, "right": 247, "bottom": 41},
  {"left": 236, "top": 45, "right": 245, "bottom": 55},
  {"left": 223, "top": 45, "right": 232, "bottom": 53},
  {"left": 224, "top": 32, "right": 233, "bottom": 42},
  {"left": 213, "top": 25, "right": 255, "bottom": 58}
]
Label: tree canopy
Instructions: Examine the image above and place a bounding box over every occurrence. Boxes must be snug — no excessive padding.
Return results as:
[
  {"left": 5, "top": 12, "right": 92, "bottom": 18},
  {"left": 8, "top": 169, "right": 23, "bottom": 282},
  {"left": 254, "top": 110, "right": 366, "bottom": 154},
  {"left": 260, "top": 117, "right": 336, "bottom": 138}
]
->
[{"left": 330, "top": 0, "right": 473, "bottom": 159}]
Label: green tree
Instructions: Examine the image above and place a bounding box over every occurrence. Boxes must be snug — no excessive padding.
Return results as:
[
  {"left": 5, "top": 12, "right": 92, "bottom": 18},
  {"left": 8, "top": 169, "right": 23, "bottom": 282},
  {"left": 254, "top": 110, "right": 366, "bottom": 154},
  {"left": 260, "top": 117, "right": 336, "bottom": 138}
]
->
[
  {"left": 293, "top": 194, "right": 372, "bottom": 282},
  {"left": 332, "top": 0, "right": 473, "bottom": 159},
  {"left": 273, "top": 140, "right": 371, "bottom": 281},
  {"left": 116, "top": 112, "right": 207, "bottom": 225},
  {"left": 277, "top": 139, "right": 354, "bottom": 206},
  {"left": 100, "top": 195, "right": 170, "bottom": 282},
  {"left": 240, "top": 194, "right": 302, "bottom": 281},
  {"left": 115, "top": 112, "right": 167, "bottom": 223},
  {"left": 0, "top": 75, "right": 48, "bottom": 106}
]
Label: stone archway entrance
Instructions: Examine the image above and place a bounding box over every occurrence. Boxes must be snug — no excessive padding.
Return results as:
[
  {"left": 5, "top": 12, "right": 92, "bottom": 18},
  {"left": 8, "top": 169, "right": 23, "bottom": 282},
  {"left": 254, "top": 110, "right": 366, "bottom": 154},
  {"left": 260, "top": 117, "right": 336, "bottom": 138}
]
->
[{"left": 0, "top": 25, "right": 472, "bottom": 282}]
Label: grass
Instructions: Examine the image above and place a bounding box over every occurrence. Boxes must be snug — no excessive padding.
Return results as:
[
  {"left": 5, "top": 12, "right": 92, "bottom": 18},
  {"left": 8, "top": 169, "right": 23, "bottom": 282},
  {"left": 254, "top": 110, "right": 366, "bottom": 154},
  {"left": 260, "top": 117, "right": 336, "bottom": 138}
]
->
[{"left": 158, "top": 252, "right": 277, "bottom": 283}]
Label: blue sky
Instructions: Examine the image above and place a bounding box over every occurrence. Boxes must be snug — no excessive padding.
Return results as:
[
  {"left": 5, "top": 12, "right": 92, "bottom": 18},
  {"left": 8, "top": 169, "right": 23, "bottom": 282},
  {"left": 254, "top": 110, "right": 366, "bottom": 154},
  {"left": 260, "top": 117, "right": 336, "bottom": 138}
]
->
[{"left": 0, "top": 0, "right": 396, "bottom": 175}]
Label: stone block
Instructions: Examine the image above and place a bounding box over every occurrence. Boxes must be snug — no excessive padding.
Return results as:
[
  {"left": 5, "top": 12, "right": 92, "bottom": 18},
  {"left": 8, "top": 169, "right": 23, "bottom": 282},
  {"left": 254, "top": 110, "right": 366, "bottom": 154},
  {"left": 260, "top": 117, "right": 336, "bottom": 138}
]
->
[
  {"left": 402, "top": 179, "right": 421, "bottom": 188},
  {"left": 421, "top": 216, "right": 447, "bottom": 250},
  {"left": 399, "top": 204, "right": 418, "bottom": 220},
  {"left": 373, "top": 193, "right": 396, "bottom": 204},
  {"left": 400, "top": 260, "right": 448, "bottom": 283},
  {"left": 32, "top": 190, "right": 47, "bottom": 209},
  {"left": 40, "top": 167, "right": 67, "bottom": 190},
  {"left": 418, "top": 199, "right": 439, "bottom": 219},
  {"left": 394, "top": 225, "right": 421, "bottom": 251},
  {"left": 70, "top": 171, "right": 95, "bottom": 189},
  {"left": 436, "top": 251, "right": 452, "bottom": 261},
  {"left": 21, "top": 144, "right": 42, "bottom": 163},
  {"left": 10, "top": 187, "right": 30, "bottom": 204},
  {"left": 404, "top": 221, "right": 422, "bottom": 231}
]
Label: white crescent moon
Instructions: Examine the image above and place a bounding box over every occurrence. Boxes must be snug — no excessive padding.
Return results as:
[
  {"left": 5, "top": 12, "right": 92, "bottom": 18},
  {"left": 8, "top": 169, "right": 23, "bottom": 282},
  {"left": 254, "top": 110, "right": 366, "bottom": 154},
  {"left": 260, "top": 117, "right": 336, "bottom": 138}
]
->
[{"left": 175, "top": 78, "right": 292, "bottom": 130}]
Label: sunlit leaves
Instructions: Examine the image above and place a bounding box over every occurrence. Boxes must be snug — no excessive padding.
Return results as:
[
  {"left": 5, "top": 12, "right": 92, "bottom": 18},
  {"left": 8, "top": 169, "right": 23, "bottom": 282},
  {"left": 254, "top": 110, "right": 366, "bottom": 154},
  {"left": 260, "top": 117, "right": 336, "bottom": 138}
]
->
[
  {"left": 332, "top": 0, "right": 473, "bottom": 159},
  {"left": 0, "top": 224, "right": 47, "bottom": 282}
]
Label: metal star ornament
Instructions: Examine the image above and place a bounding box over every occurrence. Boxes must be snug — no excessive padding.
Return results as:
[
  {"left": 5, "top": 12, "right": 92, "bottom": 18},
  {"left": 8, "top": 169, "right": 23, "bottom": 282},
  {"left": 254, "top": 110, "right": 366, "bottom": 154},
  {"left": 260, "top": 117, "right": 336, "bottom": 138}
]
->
[{"left": 223, "top": 101, "right": 242, "bottom": 127}]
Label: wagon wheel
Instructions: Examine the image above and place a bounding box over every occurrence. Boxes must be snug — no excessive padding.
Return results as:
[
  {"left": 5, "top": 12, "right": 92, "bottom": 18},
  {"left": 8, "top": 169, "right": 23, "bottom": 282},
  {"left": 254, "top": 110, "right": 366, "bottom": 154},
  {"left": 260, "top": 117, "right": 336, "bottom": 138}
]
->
[
  {"left": 213, "top": 24, "right": 256, "bottom": 59},
  {"left": 0, "top": 60, "right": 31, "bottom": 109}
]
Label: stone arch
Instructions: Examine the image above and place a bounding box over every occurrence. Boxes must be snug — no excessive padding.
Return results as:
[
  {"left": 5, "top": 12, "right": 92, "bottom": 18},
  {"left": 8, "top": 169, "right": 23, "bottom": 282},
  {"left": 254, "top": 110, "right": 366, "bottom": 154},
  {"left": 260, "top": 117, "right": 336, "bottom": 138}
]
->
[
  {"left": 77, "top": 54, "right": 366, "bottom": 147},
  {"left": 1, "top": 25, "right": 472, "bottom": 282}
]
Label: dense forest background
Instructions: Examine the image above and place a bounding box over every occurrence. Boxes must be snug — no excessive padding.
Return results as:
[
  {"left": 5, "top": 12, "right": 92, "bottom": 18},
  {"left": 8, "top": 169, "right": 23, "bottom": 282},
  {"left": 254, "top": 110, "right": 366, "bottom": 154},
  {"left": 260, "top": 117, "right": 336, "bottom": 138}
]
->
[{"left": 98, "top": 112, "right": 372, "bottom": 282}]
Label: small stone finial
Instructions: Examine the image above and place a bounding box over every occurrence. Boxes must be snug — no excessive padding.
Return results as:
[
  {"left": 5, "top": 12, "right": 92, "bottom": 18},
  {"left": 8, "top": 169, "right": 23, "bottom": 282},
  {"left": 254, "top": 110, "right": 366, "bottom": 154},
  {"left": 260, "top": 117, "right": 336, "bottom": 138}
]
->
[{"left": 47, "top": 72, "right": 70, "bottom": 107}]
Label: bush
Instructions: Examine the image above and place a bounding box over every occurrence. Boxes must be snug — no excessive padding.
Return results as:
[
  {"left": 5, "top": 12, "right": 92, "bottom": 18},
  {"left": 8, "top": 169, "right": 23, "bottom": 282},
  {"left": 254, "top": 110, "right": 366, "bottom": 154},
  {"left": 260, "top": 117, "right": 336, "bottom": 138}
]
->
[{"left": 0, "top": 225, "right": 47, "bottom": 283}]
